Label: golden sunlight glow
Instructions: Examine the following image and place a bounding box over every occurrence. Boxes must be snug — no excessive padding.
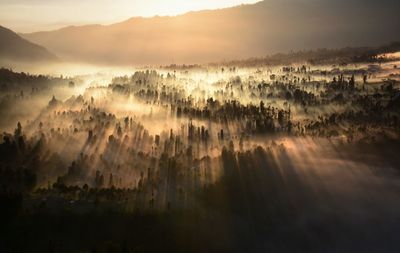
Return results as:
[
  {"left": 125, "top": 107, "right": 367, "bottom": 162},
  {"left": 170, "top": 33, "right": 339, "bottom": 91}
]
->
[{"left": 0, "top": 0, "right": 260, "bottom": 32}]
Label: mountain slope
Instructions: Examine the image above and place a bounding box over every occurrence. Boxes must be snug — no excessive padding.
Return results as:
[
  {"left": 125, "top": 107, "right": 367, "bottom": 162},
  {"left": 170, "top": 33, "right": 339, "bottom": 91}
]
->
[
  {"left": 22, "top": 0, "right": 400, "bottom": 65},
  {"left": 0, "top": 26, "right": 58, "bottom": 62}
]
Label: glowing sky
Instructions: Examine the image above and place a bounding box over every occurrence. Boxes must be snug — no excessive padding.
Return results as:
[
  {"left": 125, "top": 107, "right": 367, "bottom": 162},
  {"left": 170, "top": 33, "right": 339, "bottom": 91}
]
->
[{"left": 0, "top": 0, "right": 260, "bottom": 33}]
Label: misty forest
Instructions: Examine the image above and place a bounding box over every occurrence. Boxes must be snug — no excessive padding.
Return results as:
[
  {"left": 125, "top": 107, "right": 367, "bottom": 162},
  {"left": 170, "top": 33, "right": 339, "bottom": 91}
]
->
[{"left": 1, "top": 0, "right": 400, "bottom": 253}]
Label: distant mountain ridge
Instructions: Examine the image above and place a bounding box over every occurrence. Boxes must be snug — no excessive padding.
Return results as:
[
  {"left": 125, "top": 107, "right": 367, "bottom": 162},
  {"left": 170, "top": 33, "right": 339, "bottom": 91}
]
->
[
  {"left": 0, "top": 26, "right": 58, "bottom": 62},
  {"left": 21, "top": 0, "right": 400, "bottom": 65}
]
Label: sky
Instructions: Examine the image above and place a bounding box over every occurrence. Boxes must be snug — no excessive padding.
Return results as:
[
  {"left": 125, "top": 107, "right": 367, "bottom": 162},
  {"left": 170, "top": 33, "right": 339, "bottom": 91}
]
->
[{"left": 0, "top": 0, "right": 260, "bottom": 33}]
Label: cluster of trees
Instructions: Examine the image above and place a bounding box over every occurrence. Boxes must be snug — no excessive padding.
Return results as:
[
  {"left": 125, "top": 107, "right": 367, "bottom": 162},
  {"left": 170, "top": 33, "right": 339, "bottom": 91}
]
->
[{"left": 0, "top": 55, "right": 400, "bottom": 252}]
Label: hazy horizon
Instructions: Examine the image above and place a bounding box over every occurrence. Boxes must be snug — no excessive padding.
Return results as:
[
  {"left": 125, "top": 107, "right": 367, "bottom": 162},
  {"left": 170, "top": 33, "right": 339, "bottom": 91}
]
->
[
  {"left": 13, "top": 0, "right": 398, "bottom": 65},
  {"left": 0, "top": 0, "right": 260, "bottom": 33}
]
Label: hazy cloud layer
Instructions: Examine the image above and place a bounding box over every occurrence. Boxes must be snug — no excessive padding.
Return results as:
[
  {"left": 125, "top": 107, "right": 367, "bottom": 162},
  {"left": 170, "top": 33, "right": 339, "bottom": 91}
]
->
[
  {"left": 20, "top": 0, "right": 400, "bottom": 65},
  {"left": 0, "top": 0, "right": 260, "bottom": 32}
]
